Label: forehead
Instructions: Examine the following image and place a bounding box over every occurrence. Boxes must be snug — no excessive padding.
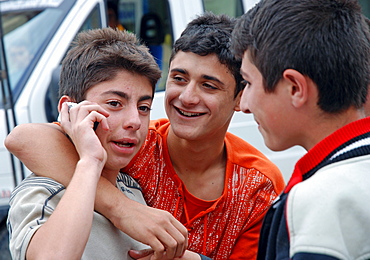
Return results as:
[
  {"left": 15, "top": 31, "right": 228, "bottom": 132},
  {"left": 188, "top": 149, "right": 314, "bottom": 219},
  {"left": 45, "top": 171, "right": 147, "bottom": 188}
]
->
[
  {"left": 170, "top": 51, "right": 235, "bottom": 85},
  {"left": 241, "top": 51, "right": 260, "bottom": 79},
  {"left": 86, "top": 70, "right": 153, "bottom": 99}
]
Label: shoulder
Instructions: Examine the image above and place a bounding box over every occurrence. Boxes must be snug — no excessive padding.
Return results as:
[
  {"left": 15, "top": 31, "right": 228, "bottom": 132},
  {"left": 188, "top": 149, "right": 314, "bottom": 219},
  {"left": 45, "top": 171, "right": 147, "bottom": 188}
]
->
[
  {"left": 7, "top": 175, "right": 65, "bottom": 260},
  {"left": 149, "top": 118, "right": 170, "bottom": 133},
  {"left": 225, "top": 132, "right": 272, "bottom": 164},
  {"left": 10, "top": 174, "right": 65, "bottom": 205},
  {"left": 290, "top": 154, "right": 370, "bottom": 205},
  {"left": 116, "top": 172, "right": 146, "bottom": 205},
  {"left": 225, "top": 132, "right": 285, "bottom": 192},
  {"left": 141, "top": 119, "right": 170, "bottom": 144},
  {"left": 287, "top": 155, "right": 370, "bottom": 258}
]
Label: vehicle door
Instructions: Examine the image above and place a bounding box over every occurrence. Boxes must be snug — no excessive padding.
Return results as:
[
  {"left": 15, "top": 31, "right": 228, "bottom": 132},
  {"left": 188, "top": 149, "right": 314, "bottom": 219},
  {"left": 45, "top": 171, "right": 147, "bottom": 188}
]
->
[{"left": 0, "top": 0, "right": 107, "bottom": 212}]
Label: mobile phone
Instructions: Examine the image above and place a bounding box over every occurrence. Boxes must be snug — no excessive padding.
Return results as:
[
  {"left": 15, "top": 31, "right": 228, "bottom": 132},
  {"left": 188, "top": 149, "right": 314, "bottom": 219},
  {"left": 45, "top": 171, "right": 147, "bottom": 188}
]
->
[
  {"left": 57, "top": 102, "right": 77, "bottom": 122},
  {"left": 57, "top": 102, "right": 99, "bottom": 130}
]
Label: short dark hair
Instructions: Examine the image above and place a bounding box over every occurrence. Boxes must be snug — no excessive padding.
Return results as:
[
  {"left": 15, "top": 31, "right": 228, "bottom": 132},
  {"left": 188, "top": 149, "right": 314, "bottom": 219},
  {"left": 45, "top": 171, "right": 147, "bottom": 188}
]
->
[
  {"left": 232, "top": 0, "right": 370, "bottom": 113},
  {"left": 59, "top": 27, "right": 161, "bottom": 102},
  {"left": 170, "top": 12, "right": 243, "bottom": 98}
]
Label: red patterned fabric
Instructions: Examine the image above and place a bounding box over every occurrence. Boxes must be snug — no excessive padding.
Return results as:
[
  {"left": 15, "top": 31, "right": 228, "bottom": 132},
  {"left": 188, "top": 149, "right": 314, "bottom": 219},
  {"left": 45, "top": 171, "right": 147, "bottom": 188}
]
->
[{"left": 123, "top": 119, "right": 285, "bottom": 259}]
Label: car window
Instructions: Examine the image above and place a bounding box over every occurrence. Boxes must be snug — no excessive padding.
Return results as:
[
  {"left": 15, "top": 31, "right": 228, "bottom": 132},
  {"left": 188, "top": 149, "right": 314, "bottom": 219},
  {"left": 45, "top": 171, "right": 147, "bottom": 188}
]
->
[
  {"left": 202, "top": 0, "right": 244, "bottom": 17},
  {"left": 0, "top": 0, "right": 74, "bottom": 103},
  {"left": 3, "top": 9, "right": 64, "bottom": 95},
  {"left": 78, "top": 4, "right": 103, "bottom": 32},
  {"left": 116, "top": 0, "right": 172, "bottom": 91}
]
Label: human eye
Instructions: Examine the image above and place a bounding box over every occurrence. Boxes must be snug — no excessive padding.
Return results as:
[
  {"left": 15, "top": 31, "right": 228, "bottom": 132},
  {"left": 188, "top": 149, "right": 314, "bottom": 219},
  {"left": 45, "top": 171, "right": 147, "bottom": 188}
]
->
[
  {"left": 107, "top": 100, "right": 122, "bottom": 108},
  {"left": 203, "top": 82, "right": 217, "bottom": 90},
  {"left": 241, "top": 80, "right": 251, "bottom": 89},
  {"left": 173, "top": 75, "right": 186, "bottom": 83},
  {"left": 138, "top": 105, "right": 152, "bottom": 114},
  {"left": 172, "top": 75, "right": 184, "bottom": 81}
]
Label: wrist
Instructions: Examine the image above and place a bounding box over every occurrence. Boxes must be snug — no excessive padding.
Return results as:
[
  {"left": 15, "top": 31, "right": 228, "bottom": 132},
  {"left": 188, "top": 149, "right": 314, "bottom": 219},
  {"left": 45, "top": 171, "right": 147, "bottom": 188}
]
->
[
  {"left": 77, "top": 156, "right": 105, "bottom": 171},
  {"left": 75, "top": 157, "right": 104, "bottom": 182}
]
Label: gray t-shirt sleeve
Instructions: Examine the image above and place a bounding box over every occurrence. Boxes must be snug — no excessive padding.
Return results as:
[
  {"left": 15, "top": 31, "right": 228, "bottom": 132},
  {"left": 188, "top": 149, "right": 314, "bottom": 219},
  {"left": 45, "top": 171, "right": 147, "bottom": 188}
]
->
[{"left": 7, "top": 175, "right": 65, "bottom": 260}]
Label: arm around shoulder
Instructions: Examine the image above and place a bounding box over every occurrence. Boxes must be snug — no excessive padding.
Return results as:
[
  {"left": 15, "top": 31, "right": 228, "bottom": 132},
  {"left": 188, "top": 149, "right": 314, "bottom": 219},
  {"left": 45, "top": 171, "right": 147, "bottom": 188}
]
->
[{"left": 5, "top": 123, "right": 79, "bottom": 185}]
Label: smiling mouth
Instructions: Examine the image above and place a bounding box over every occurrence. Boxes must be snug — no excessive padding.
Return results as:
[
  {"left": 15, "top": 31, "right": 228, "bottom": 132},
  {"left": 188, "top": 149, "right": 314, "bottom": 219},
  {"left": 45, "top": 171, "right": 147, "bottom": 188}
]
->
[{"left": 176, "top": 107, "right": 206, "bottom": 117}]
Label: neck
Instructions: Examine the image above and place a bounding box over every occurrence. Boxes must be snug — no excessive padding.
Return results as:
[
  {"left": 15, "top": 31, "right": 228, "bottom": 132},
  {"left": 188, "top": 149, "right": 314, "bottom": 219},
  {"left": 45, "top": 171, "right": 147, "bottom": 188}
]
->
[
  {"left": 101, "top": 168, "right": 120, "bottom": 186},
  {"left": 302, "top": 107, "right": 365, "bottom": 150},
  {"left": 167, "top": 128, "right": 227, "bottom": 200},
  {"left": 167, "top": 128, "right": 226, "bottom": 174}
]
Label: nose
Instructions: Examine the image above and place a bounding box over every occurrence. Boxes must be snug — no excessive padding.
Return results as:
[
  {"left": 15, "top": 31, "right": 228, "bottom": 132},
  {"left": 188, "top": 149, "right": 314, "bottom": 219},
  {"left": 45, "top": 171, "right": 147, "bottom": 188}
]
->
[
  {"left": 178, "top": 82, "right": 200, "bottom": 106},
  {"left": 240, "top": 89, "right": 252, "bottom": 114},
  {"left": 122, "top": 105, "right": 141, "bottom": 130}
]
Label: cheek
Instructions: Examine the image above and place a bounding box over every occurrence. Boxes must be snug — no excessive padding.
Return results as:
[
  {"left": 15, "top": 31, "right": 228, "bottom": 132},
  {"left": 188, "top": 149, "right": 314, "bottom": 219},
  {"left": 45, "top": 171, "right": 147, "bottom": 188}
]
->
[
  {"left": 164, "top": 84, "right": 178, "bottom": 101},
  {"left": 164, "top": 87, "right": 178, "bottom": 112},
  {"left": 138, "top": 124, "right": 149, "bottom": 144}
]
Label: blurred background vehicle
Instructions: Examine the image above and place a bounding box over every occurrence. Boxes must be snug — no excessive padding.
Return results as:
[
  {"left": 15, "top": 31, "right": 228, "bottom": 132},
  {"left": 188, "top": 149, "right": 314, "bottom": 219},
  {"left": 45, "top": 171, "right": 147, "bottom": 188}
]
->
[
  {"left": 0, "top": 0, "right": 108, "bottom": 258},
  {"left": 0, "top": 0, "right": 369, "bottom": 258}
]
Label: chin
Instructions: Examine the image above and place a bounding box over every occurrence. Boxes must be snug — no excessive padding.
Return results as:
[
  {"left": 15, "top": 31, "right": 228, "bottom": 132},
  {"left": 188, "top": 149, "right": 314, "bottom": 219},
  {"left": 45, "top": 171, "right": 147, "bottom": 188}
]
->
[{"left": 264, "top": 138, "right": 282, "bottom": 152}]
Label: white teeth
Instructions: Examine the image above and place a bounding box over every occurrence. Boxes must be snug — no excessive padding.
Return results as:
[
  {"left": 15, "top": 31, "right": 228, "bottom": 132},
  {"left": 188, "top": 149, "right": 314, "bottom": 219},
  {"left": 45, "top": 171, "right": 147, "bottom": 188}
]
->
[{"left": 180, "top": 109, "right": 200, "bottom": 117}]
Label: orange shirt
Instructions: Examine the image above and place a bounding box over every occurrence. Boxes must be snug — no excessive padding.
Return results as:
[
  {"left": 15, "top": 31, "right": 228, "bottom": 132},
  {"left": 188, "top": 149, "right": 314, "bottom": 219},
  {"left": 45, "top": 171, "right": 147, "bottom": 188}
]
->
[{"left": 123, "top": 119, "right": 285, "bottom": 259}]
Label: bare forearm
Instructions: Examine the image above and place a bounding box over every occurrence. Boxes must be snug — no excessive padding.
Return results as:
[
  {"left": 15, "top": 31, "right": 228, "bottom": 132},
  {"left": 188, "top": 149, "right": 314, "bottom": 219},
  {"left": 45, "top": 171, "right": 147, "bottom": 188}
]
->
[
  {"left": 26, "top": 158, "right": 103, "bottom": 260},
  {"left": 5, "top": 123, "right": 79, "bottom": 186}
]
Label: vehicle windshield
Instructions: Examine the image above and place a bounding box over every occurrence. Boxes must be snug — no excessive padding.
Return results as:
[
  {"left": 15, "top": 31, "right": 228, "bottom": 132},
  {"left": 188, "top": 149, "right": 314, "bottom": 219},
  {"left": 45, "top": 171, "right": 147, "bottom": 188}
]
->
[{"left": 0, "top": 0, "right": 73, "bottom": 105}]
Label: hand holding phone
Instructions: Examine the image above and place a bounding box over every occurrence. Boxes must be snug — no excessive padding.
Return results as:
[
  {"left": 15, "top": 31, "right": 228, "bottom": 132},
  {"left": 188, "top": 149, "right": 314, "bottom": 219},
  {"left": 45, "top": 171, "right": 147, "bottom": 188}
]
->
[
  {"left": 57, "top": 102, "right": 77, "bottom": 122},
  {"left": 58, "top": 102, "right": 99, "bottom": 130}
]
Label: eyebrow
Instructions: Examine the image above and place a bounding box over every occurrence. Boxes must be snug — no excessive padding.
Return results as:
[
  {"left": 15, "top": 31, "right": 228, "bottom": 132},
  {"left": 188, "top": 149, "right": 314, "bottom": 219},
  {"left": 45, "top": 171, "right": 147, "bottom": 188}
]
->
[
  {"left": 170, "top": 68, "right": 225, "bottom": 86},
  {"left": 240, "top": 68, "right": 250, "bottom": 79},
  {"left": 101, "top": 90, "right": 153, "bottom": 101}
]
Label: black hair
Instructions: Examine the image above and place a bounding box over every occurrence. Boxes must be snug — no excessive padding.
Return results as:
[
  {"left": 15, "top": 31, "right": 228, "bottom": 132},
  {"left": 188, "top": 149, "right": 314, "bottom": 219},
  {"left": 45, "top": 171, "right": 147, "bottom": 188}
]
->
[
  {"left": 232, "top": 0, "right": 370, "bottom": 113},
  {"left": 170, "top": 12, "right": 243, "bottom": 98}
]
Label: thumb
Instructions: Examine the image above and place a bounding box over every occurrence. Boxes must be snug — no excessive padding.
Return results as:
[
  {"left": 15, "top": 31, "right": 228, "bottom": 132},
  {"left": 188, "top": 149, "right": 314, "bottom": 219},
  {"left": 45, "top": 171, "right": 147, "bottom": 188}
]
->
[{"left": 129, "top": 248, "right": 154, "bottom": 259}]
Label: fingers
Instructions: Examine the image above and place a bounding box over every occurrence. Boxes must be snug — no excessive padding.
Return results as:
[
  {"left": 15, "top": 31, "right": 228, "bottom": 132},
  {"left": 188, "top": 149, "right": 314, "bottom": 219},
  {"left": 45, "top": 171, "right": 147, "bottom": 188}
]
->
[
  {"left": 60, "top": 101, "right": 110, "bottom": 134},
  {"left": 145, "top": 212, "right": 188, "bottom": 260},
  {"left": 59, "top": 101, "right": 109, "bottom": 162},
  {"left": 69, "top": 101, "right": 109, "bottom": 130},
  {"left": 98, "top": 170, "right": 188, "bottom": 260},
  {"left": 129, "top": 248, "right": 154, "bottom": 259},
  {"left": 170, "top": 218, "right": 188, "bottom": 257}
]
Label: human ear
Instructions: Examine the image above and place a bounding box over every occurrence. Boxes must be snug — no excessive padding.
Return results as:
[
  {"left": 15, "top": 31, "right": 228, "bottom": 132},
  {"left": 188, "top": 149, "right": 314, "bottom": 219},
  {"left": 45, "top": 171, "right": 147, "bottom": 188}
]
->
[
  {"left": 282, "top": 69, "right": 309, "bottom": 108},
  {"left": 57, "top": 96, "right": 74, "bottom": 112}
]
